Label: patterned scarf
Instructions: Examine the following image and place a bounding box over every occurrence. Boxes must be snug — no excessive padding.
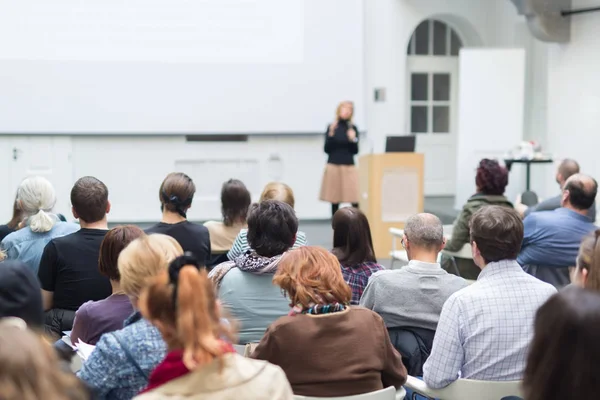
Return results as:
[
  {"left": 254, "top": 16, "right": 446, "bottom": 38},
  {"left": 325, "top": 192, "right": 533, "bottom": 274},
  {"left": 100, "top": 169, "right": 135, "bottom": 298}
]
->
[
  {"left": 289, "top": 302, "right": 348, "bottom": 316},
  {"left": 208, "top": 250, "right": 284, "bottom": 287}
]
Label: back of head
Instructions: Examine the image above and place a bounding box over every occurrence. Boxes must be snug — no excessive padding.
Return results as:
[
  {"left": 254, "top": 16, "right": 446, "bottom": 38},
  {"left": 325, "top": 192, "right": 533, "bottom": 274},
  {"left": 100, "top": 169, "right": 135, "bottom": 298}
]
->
[
  {"left": 576, "top": 229, "right": 600, "bottom": 292},
  {"left": 259, "top": 182, "right": 295, "bottom": 209},
  {"left": 0, "top": 323, "right": 88, "bottom": 400},
  {"left": 557, "top": 158, "right": 580, "bottom": 184},
  {"left": 469, "top": 205, "right": 523, "bottom": 263},
  {"left": 118, "top": 234, "right": 183, "bottom": 300},
  {"left": 274, "top": 246, "right": 352, "bottom": 309},
  {"left": 221, "top": 179, "right": 251, "bottom": 226},
  {"left": 71, "top": 176, "right": 109, "bottom": 224},
  {"left": 140, "top": 255, "right": 231, "bottom": 370},
  {"left": 159, "top": 173, "right": 196, "bottom": 218},
  {"left": 246, "top": 200, "right": 298, "bottom": 257},
  {"left": 0, "top": 261, "right": 43, "bottom": 329},
  {"left": 404, "top": 213, "right": 444, "bottom": 252},
  {"left": 563, "top": 174, "right": 598, "bottom": 211},
  {"left": 524, "top": 286, "right": 600, "bottom": 400},
  {"left": 332, "top": 207, "right": 376, "bottom": 265},
  {"left": 17, "top": 176, "right": 57, "bottom": 233},
  {"left": 475, "top": 159, "right": 509, "bottom": 196},
  {"left": 99, "top": 225, "right": 145, "bottom": 282}
]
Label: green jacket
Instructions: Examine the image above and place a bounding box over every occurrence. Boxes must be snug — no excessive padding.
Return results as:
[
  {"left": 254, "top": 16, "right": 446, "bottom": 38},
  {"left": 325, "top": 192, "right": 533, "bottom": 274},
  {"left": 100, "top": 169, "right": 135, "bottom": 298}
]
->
[{"left": 445, "top": 194, "right": 514, "bottom": 252}]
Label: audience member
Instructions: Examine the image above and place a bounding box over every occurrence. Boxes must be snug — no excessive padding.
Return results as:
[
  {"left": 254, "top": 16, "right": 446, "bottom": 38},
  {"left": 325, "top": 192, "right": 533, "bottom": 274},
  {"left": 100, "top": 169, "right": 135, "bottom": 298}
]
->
[
  {"left": 0, "top": 321, "right": 90, "bottom": 400},
  {"left": 227, "top": 182, "right": 307, "bottom": 260},
  {"left": 361, "top": 214, "right": 468, "bottom": 330},
  {"left": 146, "top": 172, "right": 211, "bottom": 265},
  {"left": 210, "top": 200, "right": 296, "bottom": 344},
  {"left": 1, "top": 176, "right": 78, "bottom": 273},
  {"left": 572, "top": 229, "right": 600, "bottom": 291},
  {"left": 0, "top": 261, "right": 44, "bottom": 330},
  {"left": 253, "top": 246, "right": 407, "bottom": 397},
  {"left": 133, "top": 254, "right": 293, "bottom": 400},
  {"left": 519, "top": 173, "right": 598, "bottom": 287},
  {"left": 204, "top": 179, "right": 251, "bottom": 266},
  {"left": 70, "top": 225, "right": 144, "bottom": 345},
  {"left": 523, "top": 286, "right": 600, "bottom": 400},
  {"left": 0, "top": 195, "right": 23, "bottom": 242},
  {"left": 38, "top": 177, "right": 112, "bottom": 338},
  {"left": 332, "top": 207, "right": 383, "bottom": 304},
  {"left": 524, "top": 158, "right": 596, "bottom": 220},
  {"left": 443, "top": 159, "right": 512, "bottom": 279},
  {"left": 423, "top": 206, "right": 556, "bottom": 389},
  {"left": 78, "top": 234, "right": 183, "bottom": 400}
]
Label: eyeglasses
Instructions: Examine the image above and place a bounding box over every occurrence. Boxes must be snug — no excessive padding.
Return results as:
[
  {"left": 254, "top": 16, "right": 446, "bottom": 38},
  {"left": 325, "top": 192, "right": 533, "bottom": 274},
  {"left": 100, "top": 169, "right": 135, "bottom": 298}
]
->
[{"left": 401, "top": 235, "right": 408, "bottom": 249}]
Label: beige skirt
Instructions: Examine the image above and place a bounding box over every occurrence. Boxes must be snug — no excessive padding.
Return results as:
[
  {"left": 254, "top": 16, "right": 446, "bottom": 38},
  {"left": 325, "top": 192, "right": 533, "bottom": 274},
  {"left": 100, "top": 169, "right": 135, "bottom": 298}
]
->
[{"left": 319, "top": 163, "right": 360, "bottom": 204}]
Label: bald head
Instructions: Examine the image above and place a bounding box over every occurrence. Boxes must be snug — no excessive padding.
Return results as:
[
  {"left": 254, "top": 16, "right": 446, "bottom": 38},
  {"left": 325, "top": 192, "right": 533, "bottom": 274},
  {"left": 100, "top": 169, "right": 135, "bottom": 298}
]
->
[
  {"left": 557, "top": 159, "right": 580, "bottom": 187},
  {"left": 404, "top": 213, "right": 444, "bottom": 250},
  {"left": 563, "top": 173, "right": 598, "bottom": 211}
]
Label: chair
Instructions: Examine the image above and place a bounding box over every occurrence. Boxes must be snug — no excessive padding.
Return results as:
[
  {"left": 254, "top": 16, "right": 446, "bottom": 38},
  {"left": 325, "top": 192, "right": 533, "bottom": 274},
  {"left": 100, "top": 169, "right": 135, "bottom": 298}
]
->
[
  {"left": 441, "top": 243, "right": 472, "bottom": 277},
  {"left": 520, "top": 190, "right": 539, "bottom": 207},
  {"left": 294, "top": 386, "right": 405, "bottom": 400},
  {"left": 404, "top": 375, "right": 522, "bottom": 400},
  {"left": 233, "top": 344, "right": 246, "bottom": 356}
]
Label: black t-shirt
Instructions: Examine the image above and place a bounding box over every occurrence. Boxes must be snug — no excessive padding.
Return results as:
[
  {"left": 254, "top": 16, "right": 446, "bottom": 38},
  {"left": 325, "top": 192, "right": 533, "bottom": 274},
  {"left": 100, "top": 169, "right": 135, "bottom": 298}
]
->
[
  {"left": 146, "top": 221, "right": 211, "bottom": 264},
  {"left": 38, "top": 229, "right": 111, "bottom": 311}
]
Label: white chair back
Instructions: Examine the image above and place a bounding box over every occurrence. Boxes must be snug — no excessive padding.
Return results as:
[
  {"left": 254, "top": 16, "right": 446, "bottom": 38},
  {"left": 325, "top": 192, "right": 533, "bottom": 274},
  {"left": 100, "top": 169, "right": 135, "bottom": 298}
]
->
[
  {"left": 405, "top": 375, "right": 522, "bottom": 400},
  {"left": 294, "top": 386, "right": 399, "bottom": 400},
  {"left": 233, "top": 344, "right": 246, "bottom": 356}
]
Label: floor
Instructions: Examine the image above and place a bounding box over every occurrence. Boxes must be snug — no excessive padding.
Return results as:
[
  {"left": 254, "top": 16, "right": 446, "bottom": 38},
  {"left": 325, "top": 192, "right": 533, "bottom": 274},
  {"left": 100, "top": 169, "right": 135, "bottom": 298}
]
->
[{"left": 122, "top": 196, "right": 458, "bottom": 268}]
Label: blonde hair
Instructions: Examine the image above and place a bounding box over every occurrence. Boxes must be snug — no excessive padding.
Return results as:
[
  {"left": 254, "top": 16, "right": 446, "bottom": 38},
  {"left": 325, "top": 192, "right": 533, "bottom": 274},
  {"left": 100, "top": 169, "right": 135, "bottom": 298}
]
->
[
  {"left": 140, "top": 265, "right": 233, "bottom": 370},
  {"left": 118, "top": 234, "right": 183, "bottom": 299},
  {"left": 259, "top": 182, "right": 295, "bottom": 209},
  {"left": 577, "top": 229, "right": 600, "bottom": 292},
  {"left": 328, "top": 101, "right": 354, "bottom": 136},
  {"left": 0, "top": 324, "right": 88, "bottom": 400},
  {"left": 17, "top": 176, "right": 57, "bottom": 233}
]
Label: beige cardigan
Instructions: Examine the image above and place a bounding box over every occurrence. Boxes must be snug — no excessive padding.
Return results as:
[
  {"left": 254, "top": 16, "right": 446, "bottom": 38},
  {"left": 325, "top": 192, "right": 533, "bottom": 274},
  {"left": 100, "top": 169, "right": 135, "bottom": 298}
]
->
[{"left": 133, "top": 353, "right": 293, "bottom": 400}]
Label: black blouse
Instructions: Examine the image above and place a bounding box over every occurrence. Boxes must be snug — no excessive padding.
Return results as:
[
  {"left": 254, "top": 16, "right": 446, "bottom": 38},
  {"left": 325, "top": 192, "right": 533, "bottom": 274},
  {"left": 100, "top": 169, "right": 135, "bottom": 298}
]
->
[{"left": 324, "top": 120, "right": 359, "bottom": 165}]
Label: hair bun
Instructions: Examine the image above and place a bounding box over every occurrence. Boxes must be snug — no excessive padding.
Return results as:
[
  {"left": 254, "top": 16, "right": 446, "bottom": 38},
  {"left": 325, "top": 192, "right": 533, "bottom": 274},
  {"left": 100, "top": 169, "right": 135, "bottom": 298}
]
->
[{"left": 168, "top": 252, "right": 202, "bottom": 284}]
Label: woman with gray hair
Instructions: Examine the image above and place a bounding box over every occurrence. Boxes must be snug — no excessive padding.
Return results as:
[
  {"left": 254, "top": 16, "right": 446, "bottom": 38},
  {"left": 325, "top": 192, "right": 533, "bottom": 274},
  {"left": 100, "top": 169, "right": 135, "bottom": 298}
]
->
[{"left": 1, "top": 176, "right": 78, "bottom": 273}]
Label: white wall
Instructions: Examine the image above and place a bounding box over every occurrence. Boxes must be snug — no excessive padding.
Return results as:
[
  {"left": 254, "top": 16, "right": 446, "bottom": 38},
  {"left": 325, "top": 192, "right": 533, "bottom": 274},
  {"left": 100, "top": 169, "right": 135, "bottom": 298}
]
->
[{"left": 546, "top": 0, "right": 600, "bottom": 197}]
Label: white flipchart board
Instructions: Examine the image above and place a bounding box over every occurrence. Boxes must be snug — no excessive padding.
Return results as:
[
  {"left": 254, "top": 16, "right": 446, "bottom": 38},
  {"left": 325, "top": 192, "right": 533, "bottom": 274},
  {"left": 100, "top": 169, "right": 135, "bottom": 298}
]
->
[{"left": 455, "top": 48, "right": 526, "bottom": 209}]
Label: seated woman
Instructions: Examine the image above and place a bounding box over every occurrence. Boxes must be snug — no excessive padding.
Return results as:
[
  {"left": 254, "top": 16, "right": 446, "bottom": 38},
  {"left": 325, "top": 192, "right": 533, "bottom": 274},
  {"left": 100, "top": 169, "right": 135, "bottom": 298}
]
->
[
  {"left": 0, "top": 321, "right": 90, "bottom": 400},
  {"left": 78, "top": 234, "right": 183, "bottom": 400},
  {"left": 204, "top": 179, "right": 251, "bottom": 267},
  {"left": 70, "top": 225, "right": 145, "bottom": 345},
  {"left": 332, "top": 207, "right": 384, "bottom": 304},
  {"left": 209, "top": 200, "right": 297, "bottom": 344},
  {"left": 572, "top": 229, "right": 600, "bottom": 290},
  {"left": 1, "top": 176, "right": 79, "bottom": 273},
  {"left": 133, "top": 254, "right": 293, "bottom": 400},
  {"left": 227, "top": 182, "right": 307, "bottom": 261},
  {"left": 443, "top": 159, "right": 512, "bottom": 279},
  {"left": 146, "top": 173, "right": 211, "bottom": 265},
  {"left": 252, "top": 246, "right": 407, "bottom": 397},
  {"left": 523, "top": 286, "right": 600, "bottom": 400}
]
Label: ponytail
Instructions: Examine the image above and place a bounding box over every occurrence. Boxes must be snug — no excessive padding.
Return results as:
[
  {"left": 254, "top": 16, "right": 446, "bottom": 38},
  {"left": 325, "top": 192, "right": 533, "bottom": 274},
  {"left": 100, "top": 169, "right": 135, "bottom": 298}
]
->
[{"left": 28, "top": 210, "right": 56, "bottom": 233}]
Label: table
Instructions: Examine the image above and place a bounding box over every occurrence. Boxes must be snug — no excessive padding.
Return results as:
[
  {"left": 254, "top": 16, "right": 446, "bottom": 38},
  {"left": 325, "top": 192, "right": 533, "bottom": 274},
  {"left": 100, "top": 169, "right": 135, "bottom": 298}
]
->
[{"left": 504, "top": 158, "right": 553, "bottom": 191}]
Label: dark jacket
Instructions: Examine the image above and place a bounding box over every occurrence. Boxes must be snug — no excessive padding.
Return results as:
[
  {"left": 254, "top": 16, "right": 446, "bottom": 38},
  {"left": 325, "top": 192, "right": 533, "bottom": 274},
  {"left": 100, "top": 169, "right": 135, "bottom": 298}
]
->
[
  {"left": 0, "top": 261, "right": 44, "bottom": 329},
  {"left": 324, "top": 120, "right": 359, "bottom": 165},
  {"left": 445, "top": 194, "right": 514, "bottom": 253}
]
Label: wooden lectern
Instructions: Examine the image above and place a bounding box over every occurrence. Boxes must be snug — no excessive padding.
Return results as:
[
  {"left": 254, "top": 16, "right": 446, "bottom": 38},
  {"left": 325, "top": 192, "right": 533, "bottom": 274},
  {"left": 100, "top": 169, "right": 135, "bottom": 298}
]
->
[{"left": 358, "top": 153, "right": 425, "bottom": 259}]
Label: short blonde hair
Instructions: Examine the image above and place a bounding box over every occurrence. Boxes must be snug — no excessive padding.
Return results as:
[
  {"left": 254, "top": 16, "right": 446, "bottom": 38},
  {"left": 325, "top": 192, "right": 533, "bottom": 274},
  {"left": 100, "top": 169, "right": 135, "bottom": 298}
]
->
[
  {"left": 259, "top": 182, "right": 295, "bottom": 209},
  {"left": 118, "top": 234, "right": 183, "bottom": 299}
]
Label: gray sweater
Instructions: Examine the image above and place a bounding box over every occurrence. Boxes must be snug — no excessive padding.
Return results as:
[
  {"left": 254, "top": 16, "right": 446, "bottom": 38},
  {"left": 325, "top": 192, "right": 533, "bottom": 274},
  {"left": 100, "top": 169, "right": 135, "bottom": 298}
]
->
[{"left": 359, "top": 260, "right": 469, "bottom": 331}]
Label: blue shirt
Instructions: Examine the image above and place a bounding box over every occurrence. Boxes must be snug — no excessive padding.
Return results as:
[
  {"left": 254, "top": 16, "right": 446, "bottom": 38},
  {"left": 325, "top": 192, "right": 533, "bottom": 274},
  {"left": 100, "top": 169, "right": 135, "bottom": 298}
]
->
[
  {"left": 77, "top": 312, "right": 166, "bottom": 400},
  {"left": 518, "top": 208, "right": 597, "bottom": 268},
  {"left": 1, "top": 222, "right": 79, "bottom": 274},
  {"left": 218, "top": 268, "right": 290, "bottom": 344}
]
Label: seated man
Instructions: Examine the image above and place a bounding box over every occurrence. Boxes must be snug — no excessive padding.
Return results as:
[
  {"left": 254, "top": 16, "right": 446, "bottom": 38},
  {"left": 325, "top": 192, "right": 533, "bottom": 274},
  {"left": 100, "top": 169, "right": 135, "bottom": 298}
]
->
[
  {"left": 518, "top": 173, "right": 597, "bottom": 287},
  {"left": 523, "top": 159, "right": 596, "bottom": 220},
  {"left": 38, "top": 176, "right": 112, "bottom": 338},
  {"left": 360, "top": 213, "right": 468, "bottom": 331},
  {"left": 423, "top": 206, "right": 556, "bottom": 389}
]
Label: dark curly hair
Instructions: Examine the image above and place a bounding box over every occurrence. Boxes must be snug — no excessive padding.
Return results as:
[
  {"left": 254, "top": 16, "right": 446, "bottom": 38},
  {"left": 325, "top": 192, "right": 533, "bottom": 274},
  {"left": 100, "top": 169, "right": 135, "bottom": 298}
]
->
[{"left": 475, "top": 159, "right": 508, "bottom": 195}]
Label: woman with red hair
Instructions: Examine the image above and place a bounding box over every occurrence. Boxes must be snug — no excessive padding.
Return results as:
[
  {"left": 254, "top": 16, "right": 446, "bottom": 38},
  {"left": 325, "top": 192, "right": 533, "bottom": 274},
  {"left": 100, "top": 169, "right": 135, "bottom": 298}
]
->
[
  {"left": 252, "top": 246, "right": 406, "bottom": 398},
  {"left": 443, "top": 158, "right": 513, "bottom": 279},
  {"left": 134, "top": 253, "right": 293, "bottom": 399}
]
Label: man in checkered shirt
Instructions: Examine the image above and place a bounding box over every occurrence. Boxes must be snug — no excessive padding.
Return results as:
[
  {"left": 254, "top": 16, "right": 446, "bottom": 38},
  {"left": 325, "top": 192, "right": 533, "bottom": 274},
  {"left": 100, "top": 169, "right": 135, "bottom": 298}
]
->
[{"left": 423, "top": 206, "right": 556, "bottom": 389}]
